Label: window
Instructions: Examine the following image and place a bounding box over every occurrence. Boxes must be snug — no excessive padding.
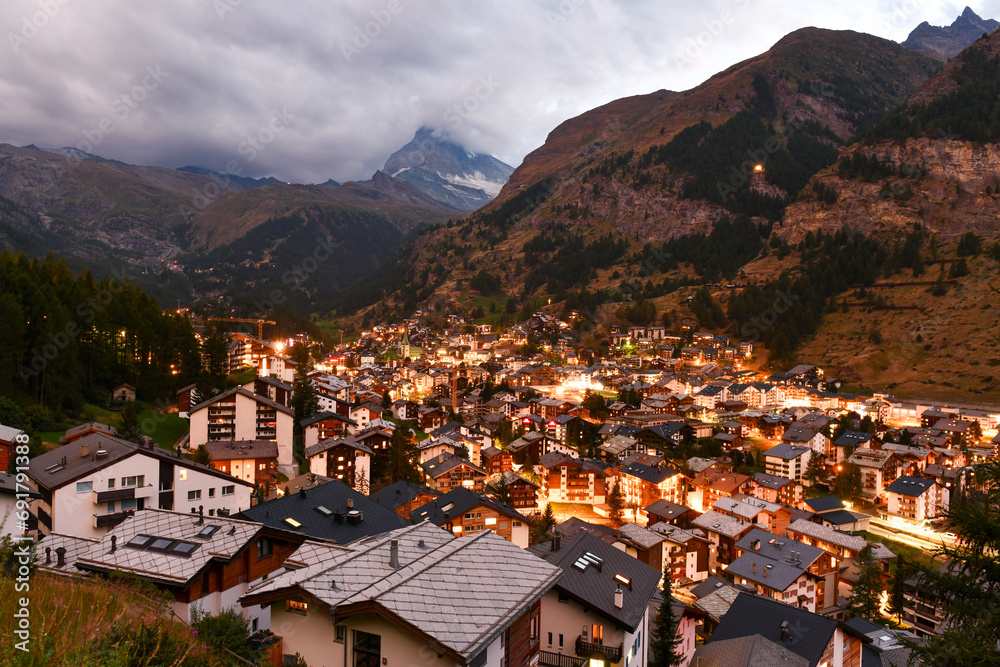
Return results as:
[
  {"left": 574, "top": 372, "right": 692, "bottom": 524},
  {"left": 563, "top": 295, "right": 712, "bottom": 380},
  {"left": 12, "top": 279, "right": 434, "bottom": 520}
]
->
[
  {"left": 107, "top": 479, "right": 115, "bottom": 488},
  {"left": 513, "top": 521, "right": 522, "bottom": 527},
  {"left": 120, "top": 498, "right": 137, "bottom": 511},
  {"left": 547, "top": 632, "right": 552, "bottom": 645},
  {"left": 77, "top": 481, "right": 92, "bottom": 493},
  {"left": 121, "top": 476, "right": 144, "bottom": 488},
  {"left": 286, "top": 600, "right": 308, "bottom": 615},
  {"left": 106, "top": 501, "right": 115, "bottom": 513},
  {"left": 259, "top": 463, "right": 266, "bottom": 470},
  {"left": 334, "top": 625, "right": 346, "bottom": 643},
  {"left": 222, "top": 485, "right": 234, "bottom": 496},
  {"left": 353, "top": 630, "right": 381, "bottom": 667},
  {"left": 179, "top": 469, "right": 188, "bottom": 481},
  {"left": 257, "top": 537, "right": 272, "bottom": 560},
  {"left": 208, "top": 488, "right": 216, "bottom": 498},
  {"left": 188, "top": 490, "right": 201, "bottom": 501},
  {"left": 592, "top": 624, "right": 604, "bottom": 643},
  {"left": 559, "top": 634, "right": 563, "bottom": 648}
]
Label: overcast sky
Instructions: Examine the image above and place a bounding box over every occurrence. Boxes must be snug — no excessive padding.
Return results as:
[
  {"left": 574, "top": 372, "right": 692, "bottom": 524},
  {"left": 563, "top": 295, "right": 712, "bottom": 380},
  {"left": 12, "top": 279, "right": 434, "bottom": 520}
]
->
[{"left": 0, "top": 1, "right": 992, "bottom": 183}]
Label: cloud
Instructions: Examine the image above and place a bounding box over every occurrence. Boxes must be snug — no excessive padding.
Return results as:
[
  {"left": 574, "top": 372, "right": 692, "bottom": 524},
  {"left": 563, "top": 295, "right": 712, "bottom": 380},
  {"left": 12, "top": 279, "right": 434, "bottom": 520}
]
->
[{"left": 0, "top": 0, "right": 983, "bottom": 183}]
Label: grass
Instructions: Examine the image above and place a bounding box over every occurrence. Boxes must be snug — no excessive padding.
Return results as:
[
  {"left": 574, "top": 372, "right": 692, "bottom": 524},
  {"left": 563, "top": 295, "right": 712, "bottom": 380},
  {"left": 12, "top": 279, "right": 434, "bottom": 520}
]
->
[
  {"left": 0, "top": 572, "right": 228, "bottom": 666},
  {"left": 856, "top": 530, "right": 942, "bottom": 572},
  {"left": 37, "top": 401, "right": 189, "bottom": 451}
]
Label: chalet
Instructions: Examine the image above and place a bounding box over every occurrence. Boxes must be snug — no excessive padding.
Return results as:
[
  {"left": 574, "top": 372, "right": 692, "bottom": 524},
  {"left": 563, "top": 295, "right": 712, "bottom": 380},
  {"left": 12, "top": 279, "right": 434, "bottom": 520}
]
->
[
  {"left": 349, "top": 403, "right": 383, "bottom": 430},
  {"left": 801, "top": 496, "right": 869, "bottom": 532},
  {"left": 369, "top": 480, "right": 440, "bottom": 518},
  {"left": 303, "top": 437, "right": 373, "bottom": 489},
  {"left": 691, "top": 510, "right": 754, "bottom": 567},
  {"left": 487, "top": 471, "right": 540, "bottom": 511},
  {"left": 847, "top": 447, "right": 897, "bottom": 503},
  {"left": 932, "top": 418, "right": 980, "bottom": 449},
  {"left": 420, "top": 453, "right": 488, "bottom": 493},
  {"left": 688, "top": 469, "right": 752, "bottom": 513},
  {"left": 695, "top": 592, "right": 868, "bottom": 667},
  {"left": 644, "top": 499, "right": 696, "bottom": 527},
  {"left": 109, "top": 383, "right": 136, "bottom": 402},
  {"left": 832, "top": 430, "right": 878, "bottom": 462},
  {"left": 189, "top": 387, "right": 295, "bottom": 473},
  {"left": 885, "top": 476, "right": 949, "bottom": 524},
  {"left": 610, "top": 460, "right": 686, "bottom": 513},
  {"left": 528, "top": 531, "right": 666, "bottom": 667},
  {"left": 243, "top": 376, "right": 293, "bottom": 408},
  {"left": 418, "top": 406, "right": 448, "bottom": 431},
  {"left": 507, "top": 430, "right": 548, "bottom": 466},
  {"left": 763, "top": 443, "right": 813, "bottom": 483},
  {"left": 300, "top": 412, "right": 358, "bottom": 451},
  {"left": 59, "top": 421, "right": 116, "bottom": 445},
  {"left": 240, "top": 522, "right": 560, "bottom": 667},
  {"left": 62, "top": 508, "right": 307, "bottom": 625},
  {"left": 648, "top": 521, "right": 712, "bottom": 584},
  {"left": 781, "top": 422, "right": 829, "bottom": 458},
  {"left": 751, "top": 472, "right": 803, "bottom": 507},
  {"left": 538, "top": 452, "right": 608, "bottom": 505},
  {"left": 237, "top": 479, "right": 410, "bottom": 544},
  {"left": 205, "top": 440, "right": 279, "bottom": 488},
  {"left": 481, "top": 445, "right": 513, "bottom": 474},
  {"left": 391, "top": 399, "right": 419, "bottom": 421},
  {"left": 410, "top": 486, "right": 530, "bottom": 547},
  {"left": 28, "top": 433, "right": 253, "bottom": 539},
  {"left": 725, "top": 529, "right": 829, "bottom": 613}
]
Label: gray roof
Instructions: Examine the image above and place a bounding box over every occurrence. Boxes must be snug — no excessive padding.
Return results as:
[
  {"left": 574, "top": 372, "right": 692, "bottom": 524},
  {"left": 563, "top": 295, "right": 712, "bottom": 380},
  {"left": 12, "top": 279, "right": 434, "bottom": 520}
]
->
[
  {"left": 803, "top": 496, "right": 845, "bottom": 513},
  {"left": 618, "top": 461, "right": 679, "bottom": 485},
  {"left": 753, "top": 472, "right": 794, "bottom": 490},
  {"left": 0, "top": 472, "right": 40, "bottom": 498},
  {"left": 410, "top": 486, "right": 527, "bottom": 524},
  {"left": 764, "top": 443, "right": 812, "bottom": 460},
  {"left": 786, "top": 519, "right": 866, "bottom": 553},
  {"left": 242, "top": 522, "right": 561, "bottom": 662},
  {"left": 238, "top": 480, "right": 410, "bottom": 543},
  {"left": 74, "top": 509, "right": 293, "bottom": 585},
  {"left": 28, "top": 433, "right": 253, "bottom": 492},
  {"left": 0, "top": 424, "right": 27, "bottom": 443},
  {"left": 528, "top": 531, "right": 661, "bottom": 631},
  {"left": 726, "top": 553, "right": 803, "bottom": 592},
  {"left": 303, "top": 436, "right": 374, "bottom": 459},
  {"left": 36, "top": 532, "right": 100, "bottom": 576},
  {"left": 691, "top": 510, "right": 752, "bottom": 538},
  {"left": 189, "top": 386, "right": 293, "bottom": 416},
  {"left": 687, "top": 457, "right": 717, "bottom": 474},
  {"left": 616, "top": 522, "right": 667, "bottom": 550},
  {"left": 645, "top": 499, "right": 690, "bottom": 519},
  {"left": 205, "top": 440, "right": 279, "bottom": 460},
  {"left": 710, "top": 593, "right": 842, "bottom": 666},
  {"left": 691, "top": 634, "right": 809, "bottom": 667},
  {"left": 885, "top": 476, "right": 934, "bottom": 497},
  {"left": 369, "top": 480, "right": 440, "bottom": 511}
]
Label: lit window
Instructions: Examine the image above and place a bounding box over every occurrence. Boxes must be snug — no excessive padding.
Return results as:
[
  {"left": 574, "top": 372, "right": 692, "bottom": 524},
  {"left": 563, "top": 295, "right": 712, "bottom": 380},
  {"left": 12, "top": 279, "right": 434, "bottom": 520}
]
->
[
  {"left": 179, "top": 470, "right": 188, "bottom": 481},
  {"left": 287, "top": 600, "right": 308, "bottom": 614}
]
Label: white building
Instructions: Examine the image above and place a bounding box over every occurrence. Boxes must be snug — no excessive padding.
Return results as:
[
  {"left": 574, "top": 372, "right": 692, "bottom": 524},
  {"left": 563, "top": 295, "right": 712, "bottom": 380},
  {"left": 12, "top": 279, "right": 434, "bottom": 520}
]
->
[
  {"left": 27, "top": 433, "right": 253, "bottom": 539},
  {"left": 885, "top": 476, "right": 950, "bottom": 525},
  {"left": 189, "top": 386, "right": 295, "bottom": 472}
]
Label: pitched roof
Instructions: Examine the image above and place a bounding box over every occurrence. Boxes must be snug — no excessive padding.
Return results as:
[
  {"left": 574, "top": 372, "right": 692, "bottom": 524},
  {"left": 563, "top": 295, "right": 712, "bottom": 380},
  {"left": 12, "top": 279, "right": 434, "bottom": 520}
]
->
[
  {"left": 409, "top": 487, "right": 527, "bottom": 524},
  {"left": 616, "top": 522, "right": 667, "bottom": 550},
  {"left": 28, "top": 433, "right": 253, "bottom": 492},
  {"left": 885, "top": 476, "right": 935, "bottom": 497},
  {"left": 237, "top": 480, "right": 409, "bottom": 543},
  {"left": 189, "top": 386, "right": 294, "bottom": 416},
  {"left": 644, "top": 499, "right": 690, "bottom": 520},
  {"left": 617, "top": 461, "right": 680, "bottom": 485},
  {"left": 764, "top": 443, "right": 812, "bottom": 460},
  {"left": 420, "top": 453, "right": 487, "bottom": 479},
  {"left": 785, "top": 519, "right": 866, "bottom": 552},
  {"left": 369, "top": 480, "right": 440, "bottom": 511},
  {"left": 0, "top": 424, "right": 27, "bottom": 443},
  {"left": 205, "top": 440, "right": 279, "bottom": 461},
  {"left": 58, "top": 421, "right": 114, "bottom": 444},
  {"left": 303, "top": 436, "right": 374, "bottom": 459},
  {"left": 709, "top": 593, "right": 841, "bottom": 666},
  {"left": 691, "top": 510, "right": 752, "bottom": 538},
  {"left": 0, "top": 471, "right": 40, "bottom": 498},
  {"left": 803, "top": 496, "right": 845, "bottom": 513},
  {"left": 74, "top": 509, "right": 299, "bottom": 586},
  {"left": 242, "top": 522, "right": 561, "bottom": 662},
  {"left": 299, "top": 411, "right": 357, "bottom": 428},
  {"left": 691, "top": 634, "right": 809, "bottom": 667},
  {"left": 528, "top": 531, "right": 661, "bottom": 631}
]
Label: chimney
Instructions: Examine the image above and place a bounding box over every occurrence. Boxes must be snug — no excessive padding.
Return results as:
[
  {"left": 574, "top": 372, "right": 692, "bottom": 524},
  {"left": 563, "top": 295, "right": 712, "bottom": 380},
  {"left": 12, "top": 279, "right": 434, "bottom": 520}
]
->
[
  {"left": 55, "top": 547, "right": 66, "bottom": 567},
  {"left": 614, "top": 586, "right": 624, "bottom": 609},
  {"left": 390, "top": 539, "right": 399, "bottom": 569},
  {"left": 752, "top": 561, "right": 756, "bottom": 574},
  {"left": 45, "top": 547, "right": 51, "bottom": 565},
  {"left": 196, "top": 506, "right": 205, "bottom": 525},
  {"left": 81, "top": 442, "right": 90, "bottom": 458},
  {"left": 763, "top": 565, "right": 769, "bottom": 578},
  {"left": 347, "top": 498, "right": 354, "bottom": 509},
  {"left": 61, "top": 456, "right": 67, "bottom": 467},
  {"left": 110, "top": 535, "right": 117, "bottom": 553},
  {"left": 299, "top": 488, "right": 307, "bottom": 499},
  {"left": 780, "top": 620, "right": 789, "bottom": 642}
]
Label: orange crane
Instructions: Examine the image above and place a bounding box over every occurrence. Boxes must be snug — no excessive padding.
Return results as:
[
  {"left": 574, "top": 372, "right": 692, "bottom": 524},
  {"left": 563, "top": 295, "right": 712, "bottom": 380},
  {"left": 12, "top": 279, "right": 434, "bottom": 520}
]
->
[{"left": 207, "top": 317, "right": 276, "bottom": 339}]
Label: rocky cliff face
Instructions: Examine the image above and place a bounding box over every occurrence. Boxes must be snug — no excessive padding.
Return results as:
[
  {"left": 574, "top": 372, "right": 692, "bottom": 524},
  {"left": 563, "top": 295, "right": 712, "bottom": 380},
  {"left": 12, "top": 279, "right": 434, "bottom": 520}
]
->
[
  {"left": 780, "top": 138, "right": 1000, "bottom": 243},
  {"left": 902, "top": 7, "right": 999, "bottom": 61}
]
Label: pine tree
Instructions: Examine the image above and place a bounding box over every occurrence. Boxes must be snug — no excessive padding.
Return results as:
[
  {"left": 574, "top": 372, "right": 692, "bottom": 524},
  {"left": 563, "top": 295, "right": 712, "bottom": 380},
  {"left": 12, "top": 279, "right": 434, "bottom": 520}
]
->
[
  {"left": 887, "top": 551, "right": 908, "bottom": 622},
  {"left": 116, "top": 401, "right": 144, "bottom": 444},
  {"left": 608, "top": 478, "right": 625, "bottom": 527},
  {"left": 846, "top": 545, "right": 884, "bottom": 620},
  {"left": 803, "top": 451, "right": 827, "bottom": 487},
  {"left": 386, "top": 425, "right": 420, "bottom": 484},
  {"left": 649, "top": 569, "right": 684, "bottom": 667},
  {"left": 532, "top": 503, "right": 556, "bottom": 545},
  {"left": 486, "top": 473, "right": 513, "bottom": 506},
  {"left": 381, "top": 390, "right": 392, "bottom": 409},
  {"left": 835, "top": 462, "right": 864, "bottom": 502},
  {"left": 192, "top": 445, "right": 212, "bottom": 466}
]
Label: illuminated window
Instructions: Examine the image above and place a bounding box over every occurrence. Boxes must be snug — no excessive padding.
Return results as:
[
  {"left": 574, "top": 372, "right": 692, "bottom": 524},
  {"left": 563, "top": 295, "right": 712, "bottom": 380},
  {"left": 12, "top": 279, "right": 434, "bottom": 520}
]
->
[
  {"left": 179, "top": 470, "right": 188, "bottom": 481},
  {"left": 286, "top": 600, "right": 308, "bottom": 614}
]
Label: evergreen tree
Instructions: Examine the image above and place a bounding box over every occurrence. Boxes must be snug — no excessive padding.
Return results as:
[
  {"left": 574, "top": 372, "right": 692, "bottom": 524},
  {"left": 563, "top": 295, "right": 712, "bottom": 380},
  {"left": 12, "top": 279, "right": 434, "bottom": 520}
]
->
[
  {"left": 386, "top": 425, "right": 420, "bottom": 484},
  {"left": 532, "top": 503, "right": 556, "bottom": 545},
  {"left": 834, "top": 462, "right": 863, "bottom": 502},
  {"left": 911, "top": 459, "right": 1000, "bottom": 665},
  {"left": 608, "top": 479, "right": 625, "bottom": 527},
  {"left": 887, "top": 552, "right": 909, "bottom": 622},
  {"left": 803, "top": 452, "right": 827, "bottom": 487},
  {"left": 649, "top": 570, "right": 684, "bottom": 667},
  {"left": 382, "top": 390, "right": 392, "bottom": 409},
  {"left": 116, "top": 401, "right": 143, "bottom": 444},
  {"left": 192, "top": 445, "right": 212, "bottom": 466},
  {"left": 289, "top": 344, "right": 319, "bottom": 429},
  {"left": 486, "top": 473, "right": 513, "bottom": 506},
  {"left": 846, "top": 545, "right": 884, "bottom": 620}
]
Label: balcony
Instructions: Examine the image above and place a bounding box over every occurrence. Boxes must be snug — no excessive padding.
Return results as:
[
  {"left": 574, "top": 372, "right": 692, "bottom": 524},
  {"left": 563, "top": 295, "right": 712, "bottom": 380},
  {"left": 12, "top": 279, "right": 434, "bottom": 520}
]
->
[
  {"left": 96, "top": 487, "right": 136, "bottom": 503},
  {"left": 94, "top": 509, "right": 134, "bottom": 528},
  {"left": 539, "top": 651, "right": 586, "bottom": 667},
  {"left": 575, "top": 637, "right": 623, "bottom": 663}
]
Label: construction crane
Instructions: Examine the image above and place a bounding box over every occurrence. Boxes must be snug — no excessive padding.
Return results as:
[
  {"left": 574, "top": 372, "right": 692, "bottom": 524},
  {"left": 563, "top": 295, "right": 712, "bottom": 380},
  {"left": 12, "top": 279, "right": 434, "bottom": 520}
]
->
[{"left": 207, "top": 317, "right": 276, "bottom": 339}]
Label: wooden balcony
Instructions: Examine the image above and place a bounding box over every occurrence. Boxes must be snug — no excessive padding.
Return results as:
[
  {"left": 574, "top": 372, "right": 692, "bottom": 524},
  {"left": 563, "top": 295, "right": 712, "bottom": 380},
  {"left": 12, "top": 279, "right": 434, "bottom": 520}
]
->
[{"left": 575, "top": 637, "right": 623, "bottom": 663}]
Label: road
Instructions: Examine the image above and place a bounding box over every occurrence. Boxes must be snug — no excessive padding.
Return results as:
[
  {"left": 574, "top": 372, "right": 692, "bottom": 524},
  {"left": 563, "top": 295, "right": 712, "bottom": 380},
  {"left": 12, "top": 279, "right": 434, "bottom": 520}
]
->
[{"left": 868, "top": 517, "right": 955, "bottom": 552}]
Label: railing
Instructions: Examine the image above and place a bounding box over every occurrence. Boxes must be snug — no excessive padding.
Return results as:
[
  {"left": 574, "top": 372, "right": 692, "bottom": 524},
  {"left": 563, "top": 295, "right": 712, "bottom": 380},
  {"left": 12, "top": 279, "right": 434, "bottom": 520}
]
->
[
  {"left": 538, "top": 651, "right": 586, "bottom": 667},
  {"left": 94, "top": 509, "right": 134, "bottom": 528},
  {"left": 575, "top": 637, "right": 623, "bottom": 663},
  {"left": 96, "top": 487, "right": 136, "bottom": 503}
]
